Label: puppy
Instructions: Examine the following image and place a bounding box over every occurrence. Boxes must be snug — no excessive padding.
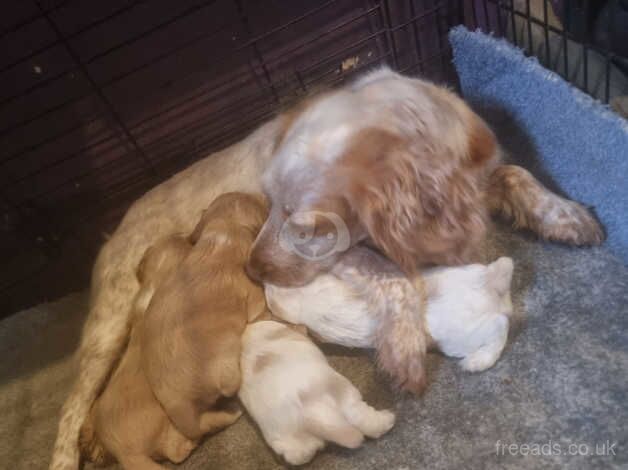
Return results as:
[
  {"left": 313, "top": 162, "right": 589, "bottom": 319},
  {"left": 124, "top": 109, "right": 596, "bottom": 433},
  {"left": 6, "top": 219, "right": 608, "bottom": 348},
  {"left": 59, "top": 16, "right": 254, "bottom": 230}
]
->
[
  {"left": 141, "top": 192, "right": 269, "bottom": 441},
  {"left": 266, "top": 246, "right": 515, "bottom": 372},
  {"left": 422, "top": 257, "right": 514, "bottom": 371},
  {"left": 79, "top": 236, "right": 197, "bottom": 470},
  {"left": 239, "top": 320, "right": 395, "bottom": 465}
]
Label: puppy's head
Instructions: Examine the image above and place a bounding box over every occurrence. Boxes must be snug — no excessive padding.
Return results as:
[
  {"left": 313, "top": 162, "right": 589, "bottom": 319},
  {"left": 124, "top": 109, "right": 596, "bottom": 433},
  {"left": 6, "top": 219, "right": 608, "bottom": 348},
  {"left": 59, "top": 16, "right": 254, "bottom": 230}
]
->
[
  {"left": 190, "top": 192, "right": 269, "bottom": 245},
  {"left": 189, "top": 193, "right": 269, "bottom": 269},
  {"left": 136, "top": 235, "right": 191, "bottom": 285}
]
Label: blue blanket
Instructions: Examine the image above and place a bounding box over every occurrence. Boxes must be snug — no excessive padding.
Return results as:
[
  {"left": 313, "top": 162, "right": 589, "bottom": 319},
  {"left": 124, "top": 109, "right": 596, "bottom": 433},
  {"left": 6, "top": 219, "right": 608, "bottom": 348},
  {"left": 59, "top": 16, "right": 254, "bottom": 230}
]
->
[{"left": 449, "top": 26, "right": 628, "bottom": 264}]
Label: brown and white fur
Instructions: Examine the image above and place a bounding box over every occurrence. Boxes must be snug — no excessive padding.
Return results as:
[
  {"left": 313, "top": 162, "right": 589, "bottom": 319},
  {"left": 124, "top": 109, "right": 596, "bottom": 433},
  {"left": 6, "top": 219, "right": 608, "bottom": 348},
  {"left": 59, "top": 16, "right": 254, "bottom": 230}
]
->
[
  {"left": 266, "top": 246, "right": 515, "bottom": 372},
  {"left": 51, "top": 67, "right": 602, "bottom": 469},
  {"left": 79, "top": 236, "right": 196, "bottom": 470},
  {"left": 239, "top": 320, "right": 395, "bottom": 465},
  {"left": 246, "top": 67, "right": 600, "bottom": 394},
  {"left": 140, "top": 192, "right": 268, "bottom": 441}
]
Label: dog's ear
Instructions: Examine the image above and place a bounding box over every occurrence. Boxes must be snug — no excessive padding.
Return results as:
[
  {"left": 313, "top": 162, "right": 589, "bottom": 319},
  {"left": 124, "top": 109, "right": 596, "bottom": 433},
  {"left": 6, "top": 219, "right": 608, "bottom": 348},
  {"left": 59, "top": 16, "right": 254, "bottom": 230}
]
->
[
  {"left": 335, "top": 129, "right": 448, "bottom": 273},
  {"left": 337, "top": 126, "right": 490, "bottom": 271}
]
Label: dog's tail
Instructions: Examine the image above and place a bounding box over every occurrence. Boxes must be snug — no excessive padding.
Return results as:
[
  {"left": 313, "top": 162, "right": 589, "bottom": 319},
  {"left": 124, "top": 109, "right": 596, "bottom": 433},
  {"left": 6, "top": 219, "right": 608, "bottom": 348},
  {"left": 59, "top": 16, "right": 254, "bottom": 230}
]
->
[
  {"left": 78, "top": 406, "right": 112, "bottom": 467},
  {"left": 487, "top": 165, "right": 604, "bottom": 246},
  {"left": 50, "top": 266, "right": 136, "bottom": 470},
  {"left": 333, "top": 247, "right": 428, "bottom": 394},
  {"left": 371, "top": 276, "right": 428, "bottom": 394}
]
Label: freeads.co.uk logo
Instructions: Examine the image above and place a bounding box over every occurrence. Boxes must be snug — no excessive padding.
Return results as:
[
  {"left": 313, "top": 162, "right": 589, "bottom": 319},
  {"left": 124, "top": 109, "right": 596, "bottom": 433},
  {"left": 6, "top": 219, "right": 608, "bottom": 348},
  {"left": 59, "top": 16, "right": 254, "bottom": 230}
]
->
[{"left": 279, "top": 211, "right": 350, "bottom": 261}]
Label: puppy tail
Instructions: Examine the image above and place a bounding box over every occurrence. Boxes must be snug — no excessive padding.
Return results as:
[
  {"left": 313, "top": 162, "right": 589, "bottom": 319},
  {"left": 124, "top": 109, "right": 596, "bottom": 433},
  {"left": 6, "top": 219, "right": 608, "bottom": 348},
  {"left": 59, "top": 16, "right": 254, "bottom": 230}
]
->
[
  {"left": 78, "top": 407, "right": 112, "bottom": 467},
  {"left": 487, "top": 165, "right": 604, "bottom": 246}
]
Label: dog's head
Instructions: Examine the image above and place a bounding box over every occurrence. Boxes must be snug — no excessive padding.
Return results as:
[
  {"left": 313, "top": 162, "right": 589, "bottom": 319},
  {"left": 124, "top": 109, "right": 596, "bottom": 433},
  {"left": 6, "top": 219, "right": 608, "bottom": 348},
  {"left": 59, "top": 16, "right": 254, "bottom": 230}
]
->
[{"left": 247, "top": 68, "right": 496, "bottom": 287}]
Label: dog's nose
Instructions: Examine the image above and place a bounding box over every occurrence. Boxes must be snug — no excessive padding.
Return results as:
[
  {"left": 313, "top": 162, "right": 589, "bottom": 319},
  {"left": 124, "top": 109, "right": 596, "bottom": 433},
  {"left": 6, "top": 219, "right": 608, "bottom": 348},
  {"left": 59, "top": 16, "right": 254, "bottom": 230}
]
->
[{"left": 245, "top": 258, "right": 266, "bottom": 283}]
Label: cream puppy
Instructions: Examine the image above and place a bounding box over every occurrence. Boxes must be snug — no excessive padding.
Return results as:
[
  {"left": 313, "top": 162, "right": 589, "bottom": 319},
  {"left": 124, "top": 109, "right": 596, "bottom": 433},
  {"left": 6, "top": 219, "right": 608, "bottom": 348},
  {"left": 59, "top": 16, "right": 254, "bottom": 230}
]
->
[
  {"left": 266, "top": 248, "right": 514, "bottom": 372},
  {"left": 239, "top": 321, "right": 395, "bottom": 465}
]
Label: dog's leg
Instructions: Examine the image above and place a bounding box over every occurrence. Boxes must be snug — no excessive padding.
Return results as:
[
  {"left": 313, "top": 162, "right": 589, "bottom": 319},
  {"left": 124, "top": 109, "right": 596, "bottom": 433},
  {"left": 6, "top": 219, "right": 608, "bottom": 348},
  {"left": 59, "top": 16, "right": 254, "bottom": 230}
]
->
[
  {"left": 50, "top": 271, "right": 138, "bottom": 470},
  {"left": 487, "top": 165, "right": 604, "bottom": 246},
  {"left": 333, "top": 246, "right": 428, "bottom": 394}
]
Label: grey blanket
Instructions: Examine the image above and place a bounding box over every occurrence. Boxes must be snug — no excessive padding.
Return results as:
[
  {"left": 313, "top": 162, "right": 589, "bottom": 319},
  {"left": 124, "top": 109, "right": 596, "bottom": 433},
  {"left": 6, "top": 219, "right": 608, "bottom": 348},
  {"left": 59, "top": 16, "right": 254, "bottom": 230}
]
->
[{"left": 2, "top": 221, "right": 627, "bottom": 470}]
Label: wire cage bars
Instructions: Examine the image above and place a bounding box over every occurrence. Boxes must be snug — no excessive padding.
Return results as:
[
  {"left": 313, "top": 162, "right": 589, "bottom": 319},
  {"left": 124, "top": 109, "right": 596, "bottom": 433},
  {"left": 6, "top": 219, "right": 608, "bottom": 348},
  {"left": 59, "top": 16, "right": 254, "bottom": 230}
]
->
[{"left": 0, "top": 0, "right": 626, "bottom": 316}]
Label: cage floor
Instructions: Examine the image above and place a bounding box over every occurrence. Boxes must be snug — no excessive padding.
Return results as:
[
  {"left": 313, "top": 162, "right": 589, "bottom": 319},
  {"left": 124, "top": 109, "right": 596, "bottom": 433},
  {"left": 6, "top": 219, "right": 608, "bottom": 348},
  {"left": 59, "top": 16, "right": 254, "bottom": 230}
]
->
[{"left": 2, "top": 220, "right": 627, "bottom": 470}]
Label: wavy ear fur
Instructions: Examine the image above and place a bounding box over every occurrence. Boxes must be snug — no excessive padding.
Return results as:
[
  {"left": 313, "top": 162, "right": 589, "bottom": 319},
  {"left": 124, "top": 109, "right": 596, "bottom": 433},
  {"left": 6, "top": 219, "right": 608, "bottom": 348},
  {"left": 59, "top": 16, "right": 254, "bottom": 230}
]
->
[{"left": 336, "top": 128, "right": 489, "bottom": 272}]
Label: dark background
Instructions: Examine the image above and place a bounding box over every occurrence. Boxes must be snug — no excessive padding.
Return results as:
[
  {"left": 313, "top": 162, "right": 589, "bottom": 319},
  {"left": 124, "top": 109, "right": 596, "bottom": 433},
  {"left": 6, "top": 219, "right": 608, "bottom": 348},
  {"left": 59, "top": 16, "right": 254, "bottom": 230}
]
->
[{"left": 0, "top": 0, "right": 624, "bottom": 317}]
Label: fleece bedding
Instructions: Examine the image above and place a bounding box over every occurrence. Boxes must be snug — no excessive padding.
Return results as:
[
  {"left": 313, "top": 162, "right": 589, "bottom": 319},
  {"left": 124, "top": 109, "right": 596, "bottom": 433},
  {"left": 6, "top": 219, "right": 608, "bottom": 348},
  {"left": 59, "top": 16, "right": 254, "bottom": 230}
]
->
[{"left": 1, "top": 28, "right": 627, "bottom": 470}]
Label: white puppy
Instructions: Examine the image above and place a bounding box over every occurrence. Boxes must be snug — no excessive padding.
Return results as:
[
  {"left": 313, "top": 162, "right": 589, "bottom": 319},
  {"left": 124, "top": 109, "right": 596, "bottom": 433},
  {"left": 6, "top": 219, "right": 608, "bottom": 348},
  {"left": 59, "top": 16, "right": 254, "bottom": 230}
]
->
[
  {"left": 266, "top": 250, "right": 514, "bottom": 372},
  {"left": 239, "top": 321, "right": 395, "bottom": 465}
]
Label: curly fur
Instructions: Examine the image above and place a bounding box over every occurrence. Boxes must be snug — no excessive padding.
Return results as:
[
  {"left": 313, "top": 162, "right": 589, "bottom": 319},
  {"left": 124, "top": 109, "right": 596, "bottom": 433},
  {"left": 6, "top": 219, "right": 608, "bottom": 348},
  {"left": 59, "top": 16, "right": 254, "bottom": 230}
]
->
[{"left": 331, "top": 246, "right": 428, "bottom": 393}]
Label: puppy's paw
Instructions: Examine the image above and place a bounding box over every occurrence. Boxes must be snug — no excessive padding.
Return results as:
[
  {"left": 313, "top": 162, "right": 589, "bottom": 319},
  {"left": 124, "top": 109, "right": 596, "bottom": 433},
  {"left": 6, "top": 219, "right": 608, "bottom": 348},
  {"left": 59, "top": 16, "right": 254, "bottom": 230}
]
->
[
  {"left": 272, "top": 437, "right": 324, "bottom": 466},
  {"left": 459, "top": 348, "right": 500, "bottom": 372},
  {"left": 169, "top": 439, "right": 197, "bottom": 464},
  {"left": 364, "top": 409, "right": 396, "bottom": 439}
]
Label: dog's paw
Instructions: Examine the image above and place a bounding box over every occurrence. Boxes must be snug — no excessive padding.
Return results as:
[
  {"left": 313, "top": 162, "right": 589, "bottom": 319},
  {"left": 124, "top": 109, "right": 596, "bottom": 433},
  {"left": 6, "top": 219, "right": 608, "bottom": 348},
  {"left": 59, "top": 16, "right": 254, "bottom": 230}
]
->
[{"left": 538, "top": 198, "right": 604, "bottom": 246}]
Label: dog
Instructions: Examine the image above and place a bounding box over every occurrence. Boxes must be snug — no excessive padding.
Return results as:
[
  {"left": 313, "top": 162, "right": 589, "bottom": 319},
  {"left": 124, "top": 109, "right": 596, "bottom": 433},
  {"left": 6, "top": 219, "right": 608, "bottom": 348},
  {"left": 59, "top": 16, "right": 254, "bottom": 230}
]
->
[
  {"left": 140, "top": 192, "right": 268, "bottom": 441},
  {"left": 245, "top": 67, "right": 602, "bottom": 393},
  {"left": 239, "top": 320, "right": 395, "bottom": 465},
  {"left": 79, "top": 236, "right": 197, "bottom": 470},
  {"left": 266, "top": 246, "right": 515, "bottom": 372},
  {"left": 51, "top": 67, "right": 602, "bottom": 469}
]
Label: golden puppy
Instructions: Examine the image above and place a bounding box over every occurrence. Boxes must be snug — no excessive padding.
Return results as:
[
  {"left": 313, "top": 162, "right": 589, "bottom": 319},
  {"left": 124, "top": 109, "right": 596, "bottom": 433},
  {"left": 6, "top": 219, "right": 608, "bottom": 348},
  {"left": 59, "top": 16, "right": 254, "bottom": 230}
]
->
[
  {"left": 80, "top": 236, "right": 198, "bottom": 470},
  {"left": 141, "top": 192, "right": 269, "bottom": 441}
]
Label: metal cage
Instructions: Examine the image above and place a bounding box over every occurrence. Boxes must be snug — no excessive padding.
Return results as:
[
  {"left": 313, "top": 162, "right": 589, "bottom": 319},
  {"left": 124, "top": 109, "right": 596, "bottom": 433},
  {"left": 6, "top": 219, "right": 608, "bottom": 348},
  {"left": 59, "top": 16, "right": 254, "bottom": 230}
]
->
[{"left": 1, "top": 0, "right": 626, "bottom": 316}]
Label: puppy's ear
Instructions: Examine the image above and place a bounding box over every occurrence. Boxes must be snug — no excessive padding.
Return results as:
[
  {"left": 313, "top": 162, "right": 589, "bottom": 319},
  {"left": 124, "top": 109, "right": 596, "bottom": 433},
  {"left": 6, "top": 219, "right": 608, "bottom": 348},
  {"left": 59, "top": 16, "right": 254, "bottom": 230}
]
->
[
  {"left": 188, "top": 209, "right": 208, "bottom": 244},
  {"left": 136, "top": 247, "right": 152, "bottom": 283},
  {"left": 486, "top": 257, "right": 514, "bottom": 295},
  {"left": 246, "top": 285, "right": 268, "bottom": 322}
]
